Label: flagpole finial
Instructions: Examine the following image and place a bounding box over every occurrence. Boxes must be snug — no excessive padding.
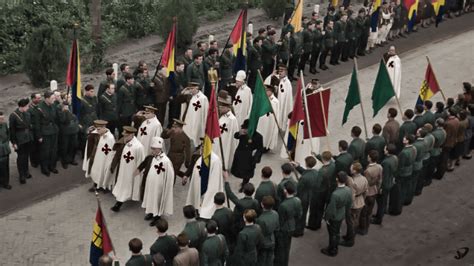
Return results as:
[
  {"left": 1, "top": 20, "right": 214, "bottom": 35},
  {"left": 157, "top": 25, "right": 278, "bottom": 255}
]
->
[
  {"left": 208, "top": 68, "right": 218, "bottom": 85},
  {"left": 172, "top": 16, "right": 177, "bottom": 22}
]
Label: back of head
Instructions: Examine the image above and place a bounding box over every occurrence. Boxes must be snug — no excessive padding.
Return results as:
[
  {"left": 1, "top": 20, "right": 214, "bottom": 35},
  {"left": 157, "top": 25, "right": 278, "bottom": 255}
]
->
[
  {"left": 244, "top": 209, "right": 257, "bottom": 223},
  {"left": 98, "top": 255, "right": 113, "bottom": 266},
  {"left": 386, "top": 144, "right": 397, "bottom": 155},
  {"left": 206, "top": 220, "right": 218, "bottom": 234},
  {"left": 261, "top": 166, "right": 273, "bottom": 178},
  {"left": 351, "top": 126, "right": 362, "bottom": 137},
  {"left": 156, "top": 218, "right": 168, "bottom": 233},
  {"left": 424, "top": 100, "right": 433, "bottom": 110},
  {"left": 337, "top": 171, "right": 348, "bottom": 184},
  {"left": 388, "top": 107, "right": 398, "bottom": 118},
  {"left": 372, "top": 124, "right": 382, "bottom": 135},
  {"left": 183, "top": 205, "right": 196, "bottom": 219},
  {"left": 406, "top": 134, "right": 416, "bottom": 144},
  {"left": 284, "top": 181, "right": 296, "bottom": 195},
  {"left": 339, "top": 140, "right": 348, "bottom": 151},
  {"left": 351, "top": 162, "right": 363, "bottom": 174},
  {"left": 281, "top": 163, "right": 293, "bottom": 175},
  {"left": 322, "top": 151, "right": 333, "bottom": 161},
  {"left": 214, "top": 192, "right": 226, "bottom": 205},
  {"left": 243, "top": 183, "right": 255, "bottom": 196},
  {"left": 305, "top": 156, "right": 317, "bottom": 168},
  {"left": 261, "top": 196, "right": 275, "bottom": 210},
  {"left": 128, "top": 238, "right": 143, "bottom": 254},
  {"left": 415, "top": 104, "right": 424, "bottom": 114},
  {"left": 404, "top": 109, "right": 414, "bottom": 119},
  {"left": 152, "top": 253, "right": 165, "bottom": 266},
  {"left": 368, "top": 150, "right": 379, "bottom": 163},
  {"left": 177, "top": 233, "right": 189, "bottom": 247}
]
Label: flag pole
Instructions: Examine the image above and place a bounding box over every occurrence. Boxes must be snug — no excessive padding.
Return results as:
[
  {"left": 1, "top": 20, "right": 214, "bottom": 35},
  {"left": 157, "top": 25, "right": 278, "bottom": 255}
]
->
[
  {"left": 94, "top": 192, "right": 116, "bottom": 258},
  {"left": 354, "top": 58, "right": 369, "bottom": 139},
  {"left": 425, "top": 56, "right": 447, "bottom": 102},
  {"left": 300, "top": 71, "right": 316, "bottom": 154},
  {"left": 382, "top": 58, "right": 403, "bottom": 115},
  {"left": 317, "top": 88, "right": 331, "bottom": 152}
]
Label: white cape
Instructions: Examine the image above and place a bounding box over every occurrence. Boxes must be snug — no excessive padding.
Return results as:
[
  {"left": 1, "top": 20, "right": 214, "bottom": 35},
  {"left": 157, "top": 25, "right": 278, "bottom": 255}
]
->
[
  {"left": 257, "top": 95, "right": 280, "bottom": 150},
  {"left": 112, "top": 137, "right": 146, "bottom": 202},
  {"left": 141, "top": 153, "right": 175, "bottom": 217},
  {"left": 186, "top": 152, "right": 224, "bottom": 219},
  {"left": 82, "top": 130, "right": 116, "bottom": 189},
  {"left": 279, "top": 120, "right": 321, "bottom": 169},
  {"left": 386, "top": 55, "right": 402, "bottom": 99},
  {"left": 277, "top": 77, "right": 293, "bottom": 128},
  {"left": 137, "top": 116, "right": 163, "bottom": 155},
  {"left": 233, "top": 84, "right": 253, "bottom": 127},
  {"left": 182, "top": 91, "right": 209, "bottom": 147},
  {"left": 213, "top": 111, "right": 240, "bottom": 169}
]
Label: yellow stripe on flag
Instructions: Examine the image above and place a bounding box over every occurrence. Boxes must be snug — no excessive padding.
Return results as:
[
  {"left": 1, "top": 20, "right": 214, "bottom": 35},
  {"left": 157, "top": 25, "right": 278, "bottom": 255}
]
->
[{"left": 290, "top": 0, "right": 304, "bottom": 33}]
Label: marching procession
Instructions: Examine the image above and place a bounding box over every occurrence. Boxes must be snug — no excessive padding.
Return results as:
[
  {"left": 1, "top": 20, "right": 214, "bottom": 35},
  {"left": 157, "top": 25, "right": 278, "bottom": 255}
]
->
[{"left": 0, "top": 0, "right": 473, "bottom": 265}]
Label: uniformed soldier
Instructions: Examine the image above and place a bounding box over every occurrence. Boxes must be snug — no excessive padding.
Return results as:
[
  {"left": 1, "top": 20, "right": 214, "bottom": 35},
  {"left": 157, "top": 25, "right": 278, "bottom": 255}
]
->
[
  {"left": 201, "top": 220, "right": 229, "bottom": 265},
  {"left": 398, "top": 109, "right": 417, "bottom": 151},
  {"left": 355, "top": 8, "right": 370, "bottom": 56},
  {"left": 152, "top": 68, "right": 170, "bottom": 125},
  {"left": 247, "top": 38, "right": 263, "bottom": 89},
  {"left": 58, "top": 99, "right": 79, "bottom": 169},
  {"left": 309, "top": 151, "right": 335, "bottom": 230},
  {"left": 373, "top": 144, "right": 398, "bottom": 224},
  {"left": 0, "top": 112, "right": 11, "bottom": 189},
  {"left": 161, "top": 119, "right": 192, "bottom": 182},
  {"left": 116, "top": 63, "right": 130, "bottom": 92},
  {"left": 204, "top": 48, "right": 219, "bottom": 75},
  {"left": 186, "top": 54, "right": 206, "bottom": 93},
  {"left": 125, "top": 238, "right": 152, "bottom": 266},
  {"left": 345, "top": 10, "right": 358, "bottom": 60},
  {"left": 320, "top": 172, "right": 352, "bottom": 257},
  {"left": 382, "top": 108, "right": 400, "bottom": 145},
  {"left": 394, "top": 135, "right": 417, "bottom": 214},
  {"left": 298, "top": 21, "right": 315, "bottom": 75},
  {"left": 348, "top": 126, "right": 366, "bottom": 163},
  {"left": 274, "top": 181, "right": 302, "bottom": 266},
  {"left": 233, "top": 209, "right": 264, "bottom": 266},
  {"left": 287, "top": 29, "right": 302, "bottom": 80},
  {"left": 117, "top": 72, "right": 137, "bottom": 136},
  {"left": 413, "top": 105, "right": 426, "bottom": 129},
  {"left": 179, "top": 48, "right": 194, "bottom": 71},
  {"left": 98, "top": 68, "right": 116, "bottom": 97},
  {"left": 9, "top": 98, "right": 33, "bottom": 184},
  {"left": 335, "top": 140, "right": 354, "bottom": 175},
  {"left": 211, "top": 192, "right": 235, "bottom": 253},
  {"left": 365, "top": 124, "right": 387, "bottom": 164},
  {"left": 34, "top": 91, "right": 59, "bottom": 176},
  {"left": 169, "top": 61, "right": 187, "bottom": 124},
  {"left": 412, "top": 129, "right": 428, "bottom": 198},
  {"left": 431, "top": 118, "right": 447, "bottom": 180},
  {"left": 256, "top": 196, "right": 279, "bottom": 266},
  {"left": 261, "top": 30, "right": 279, "bottom": 78},
  {"left": 277, "top": 30, "right": 290, "bottom": 66},
  {"left": 181, "top": 205, "right": 207, "bottom": 252},
  {"left": 293, "top": 156, "right": 319, "bottom": 237},
  {"left": 309, "top": 21, "right": 323, "bottom": 74},
  {"left": 98, "top": 83, "right": 118, "bottom": 136},
  {"left": 319, "top": 20, "right": 335, "bottom": 70},
  {"left": 422, "top": 100, "right": 436, "bottom": 126},
  {"left": 254, "top": 166, "right": 278, "bottom": 206},
  {"left": 135, "top": 67, "right": 153, "bottom": 111},
  {"left": 28, "top": 93, "right": 42, "bottom": 168},
  {"left": 219, "top": 44, "right": 234, "bottom": 89},
  {"left": 276, "top": 163, "right": 298, "bottom": 209},
  {"left": 330, "top": 12, "right": 348, "bottom": 65},
  {"left": 80, "top": 85, "right": 99, "bottom": 152},
  {"left": 149, "top": 218, "right": 179, "bottom": 266}
]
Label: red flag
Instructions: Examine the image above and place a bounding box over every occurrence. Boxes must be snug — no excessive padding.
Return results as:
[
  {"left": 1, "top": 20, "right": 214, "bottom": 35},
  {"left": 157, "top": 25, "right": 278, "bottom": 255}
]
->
[
  {"left": 304, "top": 88, "right": 331, "bottom": 138},
  {"left": 89, "top": 206, "right": 114, "bottom": 266},
  {"left": 287, "top": 78, "right": 305, "bottom": 151}
]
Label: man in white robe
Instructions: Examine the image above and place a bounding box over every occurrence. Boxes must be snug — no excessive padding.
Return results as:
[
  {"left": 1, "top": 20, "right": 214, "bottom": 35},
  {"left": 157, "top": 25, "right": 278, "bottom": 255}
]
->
[
  {"left": 186, "top": 151, "right": 224, "bottom": 219},
  {"left": 257, "top": 85, "right": 280, "bottom": 151},
  {"left": 110, "top": 126, "right": 146, "bottom": 212},
  {"left": 136, "top": 106, "right": 163, "bottom": 155},
  {"left": 138, "top": 137, "right": 174, "bottom": 226},
  {"left": 82, "top": 120, "right": 116, "bottom": 191},
  {"left": 213, "top": 97, "right": 239, "bottom": 170},
  {"left": 276, "top": 64, "right": 293, "bottom": 129},
  {"left": 180, "top": 82, "right": 209, "bottom": 147},
  {"left": 384, "top": 46, "right": 402, "bottom": 99},
  {"left": 233, "top": 71, "right": 253, "bottom": 127}
]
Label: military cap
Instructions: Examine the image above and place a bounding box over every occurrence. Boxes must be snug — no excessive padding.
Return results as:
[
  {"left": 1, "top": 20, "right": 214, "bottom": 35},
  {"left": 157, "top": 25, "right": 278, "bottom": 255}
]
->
[
  {"left": 218, "top": 97, "right": 232, "bottom": 107},
  {"left": 144, "top": 105, "right": 158, "bottom": 113},
  {"left": 187, "top": 82, "right": 200, "bottom": 89},
  {"left": 93, "top": 120, "right": 108, "bottom": 127},
  {"left": 172, "top": 119, "right": 186, "bottom": 127},
  {"left": 123, "top": 126, "right": 137, "bottom": 134}
]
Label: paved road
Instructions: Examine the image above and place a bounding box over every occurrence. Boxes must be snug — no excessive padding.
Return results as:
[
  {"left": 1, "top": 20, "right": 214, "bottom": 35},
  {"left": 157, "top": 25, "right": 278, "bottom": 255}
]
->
[{"left": 0, "top": 14, "right": 473, "bottom": 265}]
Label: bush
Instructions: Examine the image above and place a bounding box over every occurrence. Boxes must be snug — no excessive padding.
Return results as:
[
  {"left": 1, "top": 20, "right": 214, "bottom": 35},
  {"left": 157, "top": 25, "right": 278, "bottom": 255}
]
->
[
  {"left": 23, "top": 25, "right": 68, "bottom": 87},
  {"left": 262, "top": 0, "right": 288, "bottom": 19},
  {"left": 157, "top": 0, "right": 198, "bottom": 52}
]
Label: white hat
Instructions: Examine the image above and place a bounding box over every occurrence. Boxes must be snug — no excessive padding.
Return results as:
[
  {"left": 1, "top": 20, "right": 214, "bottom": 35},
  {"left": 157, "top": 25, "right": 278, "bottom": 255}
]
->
[
  {"left": 236, "top": 70, "right": 246, "bottom": 82},
  {"left": 151, "top": 137, "right": 164, "bottom": 149}
]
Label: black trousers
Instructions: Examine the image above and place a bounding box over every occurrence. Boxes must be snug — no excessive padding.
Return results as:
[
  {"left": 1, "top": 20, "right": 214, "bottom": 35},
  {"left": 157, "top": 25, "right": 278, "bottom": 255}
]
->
[
  {"left": 30, "top": 140, "right": 41, "bottom": 167},
  {"left": 288, "top": 55, "right": 300, "bottom": 77},
  {"left": 415, "top": 163, "right": 428, "bottom": 195},
  {"left": 0, "top": 155, "right": 9, "bottom": 186},
  {"left": 358, "top": 34, "right": 369, "bottom": 55},
  {"left": 330, "top": 42, "right": 343, "bottom": 64},
  {"left": 309, "top": 47, "right": 321, "bottom": 70},
  {"left": 319, "top": 48, "right": 331, "bottom": 67},
  {"left": 295, "top": 198, "right": 309, "bottom": 235},
  {"left": 341, "top": 41, "right": 350, "bottom": 61},
  {"left": 307, "top": 191, "right": 327, "bottom": 229},
  {"left": 298, "top": 52, "right": 311, "bottom": 73},
  {"left": 168, "top": 99, "right": 181, "bottom": 128},
  {"left": 262, "top": 62, "right": 274, "bottom": 79},
  {"left": 426, "top": 154, "right": 439, "bottom": 184},
  {"left": 274, "top": 231, "right": 292, "bottom": 266},
  {"left": 359, "top": 195, "right": 376, "bottom": 233},
  {"left": 388, "top": 181, "right": 403, "bottom": 215},
  {"left": 16, "top": 142, "right": 31, "bottom": 179},
  {"left": 59, "top": 133, "right": 78, "bottom": 164},
  {"left": 155, "top": 101, "right": 167, "bottom": 127},
  {"left": 434, "top": 146, "right": 451, "bottom": 179},
  {"left": 40, "top": 134, "right": 58, "bottom": 172},
  {"left": 106, "top": 120, "right": 118, "bottom": 137},
  {"left": 343, "top": 207, "right": 355, "bottom": 243},
  {"left": 326, "top": 219, "right": 342, "bottom": 254},
  {"left": 375, "top": 188, "right": 390, "bottom": 223}
]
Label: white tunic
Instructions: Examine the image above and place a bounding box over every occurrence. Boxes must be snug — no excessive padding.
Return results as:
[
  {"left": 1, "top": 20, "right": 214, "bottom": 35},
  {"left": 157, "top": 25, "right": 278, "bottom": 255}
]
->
[
  {"left": 112, "top": 137, "right": 146, "bottom": 202},
  {"left": 233, "top": 84, "right": 253, "bottom": 127},
  {"left": 277, "top": 77, "right": 293, "bottom": 128},
  {"left": 141, "top": 153, "right": 175, "bottom": 217},
  {"left": 186, "top": 152, "right": 224, "bottom": 219},
  {"left": 386, "top": 55, "right": 402, "bottom": 99},
  {"left": 137, "top": 116, "right": 163, "bottom": 155},
  {"left": 182, "top": 91, "right": 209, "bottom": 147},
  {"left": 213, "top": 111, "right": 240, "bottom": 169},
  {"left": 257, "top": 95, "right": 280, "bottom": 150},
  {"left": 82, "top": 130, "right": 116, "bottom": 189}
]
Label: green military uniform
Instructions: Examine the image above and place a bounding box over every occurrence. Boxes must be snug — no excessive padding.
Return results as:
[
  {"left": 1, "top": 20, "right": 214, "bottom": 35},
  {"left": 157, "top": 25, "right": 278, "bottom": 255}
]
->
[
  {"left": 57, "top": 105, "right": 79, "bottom": 167},
  {"left": 348, "top": 137, "right": 366, "bottom": 163},
  {"left": 182, "top": 219, "right": 207, "bottom": 252},
  {"left": 255, "top": 180, "right": 277, "bottom": 207},
  {"left": 365, "top": 135, "right": 386, "bottom": 163},
  {"left": 186, "top": 62, "right": 205, "bottom": 91},
  {"left": 431, "top": 127, "right": 446, "bottom": 180},
  {"left": 344, "top": 17, "right": 357, "bottom": 59},
  {"left": 277, "top": 34, "right": 290, "bottom": 65},
  {"left": 211, "top": 207, "right": 235, "bottom": 252},
  {"left": 413, "top": 138, "right": 428, "bottom": 197},
  {"left": 99, "top": 92, "right": 118, "bottom": 134},
  {"left": 413, "top": 114, "right": 425, "bottom": 129},
  {"left": 34, "top": 101, "right": 59, "bottom": 174},
  {"left": 247, "top": 43, "right": 263, "bottom": 88},
  {"left": 398, "top": 120, "right": 417, "bottom": 150},
  {"left": 309, "top": 161, "right": 335, "bottom": 229},
  {"left": 261, "top": 37, "right": 278, "bottom": 78},
  {"left": 378, "top": 154, "right": 398, "bottom": 221},
  {"left": 335, "top": 152, "right": 353, "bottom": 175},
  {"left": 323, "top": 185, "right": 353, "bottom": 255},
  {"left": 0, "top": 122, "right": 11, "bottom": 186},
  {"left": 288, "top": 32, "right": 303, "bottom": 78},
  {"left": 275, "top": 196, "right": 302, "bottom": 266},
  {"left": 319, "top": 26, "right": 335, "bottom": 68},
  {"left": 276, "top": 176, "right": 298, "bottom": 209},
  {"left": 294, "top": 166, "right": 319, "bottom": 235},
  {"left": 135, "top": 74, "right": 153, "bottom": 110},
  {"left": 225, "top": 182, "right": 260, "bottom": 232},
  {"left": 298, "top": 28, "right": 313, "bottom": 73},
  {"left": 149, "top": 234, "right": 179, "bottom": 266},
  {"left": 218, "top": 49, "right": 234, "bottom": 88},
  {"left": 397, "top": 145, "right": 417, "bottom": 211},
  {"left": 28, "top": 102, "right": 41, "bottom": 167},
  {"left": 9, "top": 108, "right": 33, "bottom": 183},
  {"left": 423, "top": 111, "right": 436, "bottom": 127},
  {"left": 233, "top": 224, "right": 264, "bottom": 266},
  {"left": 330, "top": 19, "right": 347, "bottom": 64},
  {"left": 98, "top": 77, "right": 115, "bottom": 97},
  {"left": 256, "top": 209, "right": 279, "bottom": 266},
  {"left": 125, "top": 254, "right": 152, "bottom": 266},
  {"left": 355, "top": 15, "right": 367, "bottom": 56},
  {"left": 116, "top": 83, "right": 137, "bottom": 134},
  {"left": 201, "top": 234, "right": 229, "bottom": 266},
  {"left": 80, "top": 95, "right": 98, "bottom": 131},
  {"left": 309, "top": 28, "right": 323, "bottom": 71}
]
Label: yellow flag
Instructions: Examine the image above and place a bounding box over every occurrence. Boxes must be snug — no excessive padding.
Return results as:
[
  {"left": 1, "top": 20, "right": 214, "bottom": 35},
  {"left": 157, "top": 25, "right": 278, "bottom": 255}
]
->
[
  {"left": 290, "top": 0, "right": 304, "bottom": 33},
  {"left": 332, "top": 0, "right": 339, "bottom": 7}
]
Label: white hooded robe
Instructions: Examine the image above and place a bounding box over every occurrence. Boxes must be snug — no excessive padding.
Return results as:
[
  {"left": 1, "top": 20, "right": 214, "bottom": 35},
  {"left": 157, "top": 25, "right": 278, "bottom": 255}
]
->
[
  {"left": 182, "top": 91, "right": 209, "bottom": 147},
  {"left": 233, "top": 84, "right": 253, "bottom": 127},
  {"left": 82, "top": 129, "right": 116, "bottom": 189},
  {"left": 257, "top": 95, "right": 280, "bottom": 150},
  {"left": 137, "top": 116, "right": 163, "bottom": 155},
  {"left": 213, "top": 111, "right": 240, "bottom": 169}
]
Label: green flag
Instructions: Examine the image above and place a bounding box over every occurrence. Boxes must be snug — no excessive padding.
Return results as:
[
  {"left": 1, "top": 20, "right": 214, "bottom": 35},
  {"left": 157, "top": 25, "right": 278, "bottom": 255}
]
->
[
  {"left": 342, "top": 65, "right": 361, "bottom": 125},
  {"left": 372, "top": 59, "right": 395, "bottom": 117},
  {"left": 247, "top": 73, "right": 273, "bottom": 138}
]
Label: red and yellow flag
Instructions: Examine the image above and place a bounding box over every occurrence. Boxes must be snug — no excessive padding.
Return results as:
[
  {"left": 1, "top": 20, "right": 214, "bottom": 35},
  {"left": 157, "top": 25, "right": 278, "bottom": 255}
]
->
[
  {"left": 287, "top": 78, "right": 305, "bottom": 153},
  {"left": 161, "top": 21, "right": 176, "bottom": 77},
  {"left": 228, "top": 8, "right": 247, "bottom": 72},
  {"left": 66, "top": 39, "right": 82, "bottom": 117},
  {"left": 416, "top": 62, "right": 441, "bottom": 105},
  {"left": 89, "top": 205, "right": 114, "bottom": 266}
]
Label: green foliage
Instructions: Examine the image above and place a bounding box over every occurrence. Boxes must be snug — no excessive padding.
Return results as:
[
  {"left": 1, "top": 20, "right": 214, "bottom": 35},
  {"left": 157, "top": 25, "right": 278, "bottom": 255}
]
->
[
  {"left": 157, "top": 0, "right": 199, "bottom": 52},
  {"left": 23, "top": 25, "right": 68, "bottom": 87},
  {"left": 262, "top": 0, "right": 288, "bottom": 19}
]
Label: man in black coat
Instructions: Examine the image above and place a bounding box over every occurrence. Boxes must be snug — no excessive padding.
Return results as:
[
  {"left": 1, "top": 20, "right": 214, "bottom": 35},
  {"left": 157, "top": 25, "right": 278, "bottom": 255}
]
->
[{"left": 231, "top": 119, "right": 264, "bottom": 191}]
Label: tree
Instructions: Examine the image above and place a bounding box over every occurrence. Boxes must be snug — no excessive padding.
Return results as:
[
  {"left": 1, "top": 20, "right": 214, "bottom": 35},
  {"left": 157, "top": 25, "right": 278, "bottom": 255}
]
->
[
  {"left": 157, "top": 0, "right": 198, "bottom": 52},
  {"left": 23, "top": 25, "right": 68, "bottom": 87},
  {"left": 262, "top": 0, "right": 288, "bottom": 19}
]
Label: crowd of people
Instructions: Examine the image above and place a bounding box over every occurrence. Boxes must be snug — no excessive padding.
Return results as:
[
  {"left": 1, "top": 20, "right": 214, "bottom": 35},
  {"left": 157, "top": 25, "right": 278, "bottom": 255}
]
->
[{"left": 0, "top": 1, "right": 472, "bottom": 266}]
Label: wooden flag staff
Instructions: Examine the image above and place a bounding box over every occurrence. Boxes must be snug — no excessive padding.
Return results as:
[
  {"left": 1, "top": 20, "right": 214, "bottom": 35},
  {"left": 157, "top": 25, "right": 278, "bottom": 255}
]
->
[{"left": 354, "top": 58, "right": 369, "bottom": 139}]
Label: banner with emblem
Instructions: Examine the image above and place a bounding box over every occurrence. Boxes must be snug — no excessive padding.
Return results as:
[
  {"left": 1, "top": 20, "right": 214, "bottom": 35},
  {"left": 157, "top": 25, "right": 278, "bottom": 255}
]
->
[{"left": 89, "top": 205, "right": 114, "bottom": 266}]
